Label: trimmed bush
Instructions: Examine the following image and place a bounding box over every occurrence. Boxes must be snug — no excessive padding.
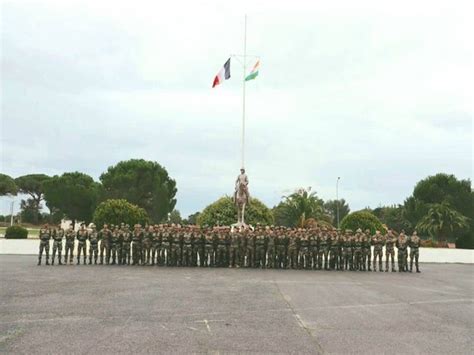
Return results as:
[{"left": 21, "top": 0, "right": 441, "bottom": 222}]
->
[
  {"left": 340, "top": 211, "right": 386, "bottom": 235},
  {"left": 197, "top": 196, "right": 274, "bottom": 227},
  {"left": 5, "top": 225, "right": 28, "bottom": 239},
  {"left": 93, "top": 199, "right": 150, "bottom": 229}
]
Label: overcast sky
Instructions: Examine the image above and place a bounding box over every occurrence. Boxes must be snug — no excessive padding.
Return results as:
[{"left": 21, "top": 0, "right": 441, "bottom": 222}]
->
[{"left": 1, "top": 0, "right": 473, "bottom": 217}]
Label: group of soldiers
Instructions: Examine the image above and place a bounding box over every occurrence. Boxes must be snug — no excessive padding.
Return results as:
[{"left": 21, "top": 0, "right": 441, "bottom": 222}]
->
[{"left": 37, "top": 223, "right": 421, "bottom": 273}]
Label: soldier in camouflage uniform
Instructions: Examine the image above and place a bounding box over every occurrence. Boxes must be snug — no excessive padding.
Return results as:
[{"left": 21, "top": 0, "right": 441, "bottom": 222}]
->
[
  {"left": 364, "top": 229, "right": 372, "bottom": 271},
  {"left": 109, "top": 225, "right": 120, "bottom": 265},
  {"left": 360, "top": 230, "right": 370, "bottom": 271},
  {"left": 216, "top": 230, "right": 229, "bottom": 267},
  {"left": 132, "top": 224, "right": 143, "bottom": 265},
  {"left": 99, "top": 224, "right": 110, "bottom": 265},
  {"left": 38, "top": 224, "right": 51, "bottom": 265},
  {"left": 321, "top": 229, "right": 330, "bottom": 270},
  {"left": 255, "top": 228, "right": 267, "bottom": 268},
  {"left": 88, "top": 224, "right": 99, "bottom": 264},
  {"left": 397, "top": 232, "right": 408, "bottom": 272},
  {"left": 202, "top": 229, "right": 213, "bottom": 267},
  {"left": 353, "top": 229, "right": 363, "bottom": 271},
  {"left": 298, "top": 231, "right": 310, "bottom": 269},
  {"left": 76, "top": 223, "right": 88, "bottom": 265},
  {"left": 150, "top": 225, "right": 161, "bottom": 266},
  {"left": 385, "top": 230, "right": 397, "bottom": 272},
  {"left": 229, "top": 229, "right": 241, "bottom": 268},
  {"left": 266, "top": 228, "right": 276, "bottom": 269},
  {"left": 328, "top": 230, "right": 339, "bottom": 270},
  {"left": 142, "top": 226, "right": 153, "bottom": 265},
  {"left": 287, "top": 231, "right": 299, "bottom": 269},
  {"left": 182, "top": 227, "right": 194, "bottom": 267},
  {"left": 64, "top": 225, "right": 75, "bottom": 264},
  {"left": 341, "top": 230, "right": 353, "bottom": 271},
  {"left": 51, "top": 224, "right": 64, "bottom": 265},
  {"left": 121, "top": 224, "right": 132, "bottom": 265},
  {"left": 371, "top": 230, "right": 384, "bottom": 271},
  {"left": 244, "top": 230, "right": 256, "bottom": 268},
  {"left": 170, "top": 227, "right": 181, "bottom": 267},
  {"left": 409, "top": 231, "right": 421, "bottom": 273},
  {"left": 309, "top": 228, "right": 318, "bottom": 270},
  {"left": 195, "top": 227, "right": 205, "bottom": 267}
]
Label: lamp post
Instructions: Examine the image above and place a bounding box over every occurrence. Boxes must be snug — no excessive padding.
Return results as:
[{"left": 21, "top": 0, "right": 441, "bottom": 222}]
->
[{"left": 336, "top": 177, "right": 340, "bottom": 228}]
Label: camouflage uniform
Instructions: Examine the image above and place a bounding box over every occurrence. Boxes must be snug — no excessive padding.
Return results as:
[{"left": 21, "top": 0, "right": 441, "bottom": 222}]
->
[
  {"left": 255, "top": 231, "right": 267, "bottom": 268},
  {"left": 121, "top": 226, "right": 132, "bottom": 265},
  {"left": 64, "top": 227, "right": 75, "bottom": 264},
  {"left": 353, "top": 231, "right": 363, "bottom": 271},
  {"left": 298, "top": 233, "right": 310, "bottom": 269},
  {"left": 385, "top": 231, "right": 397, "bottom": 272},
  {"left": 51, "top": 227, "right": 64, "bottom": 265},
  {"left": 109, "top": 228, "right": 120, "bottom": 265},
  {"left": 216, "top": 232, "right": 229, "bottom": 267},
  {"left": 266, "top": 231, "right": 275, "bottom": 269},
  {"left": 360, "top": 231, "right": 370, "bottom": 271},
  {"left": 182, "top": 229, "right": 193, "bottom": 267},
  {"left": 309, "top": 231, "right": 318, "bottom": 270},
  {"left": 288, "top": 233, "right": 299, "bottom": 269},
  {"left": 396, "top": 233, "right": 408, "bottom": 272},
  {"left": 342, "top": 231, "right": 353, "bottom": 271},
  {"left": 328, "top": 232, "right": 339, "bottom": 270},
  {"left": 245, "top": 232, "right": 256, "bottom": 268},
  {"left": 364, "top": 229, "right": 372, "bottom": 271},
  {"left": 276, "top": 231, "right": 289, "bottom": 269},
  {"left": 409, "top": 232, "right": 421, "bottom": 273},
  {"left": 38, "top": 226, "right": 51, "bottom": 265},
  {"left": 371, "top": 231, "right": 384, "bottom": 271},
  {"left": 204, "top": 232, "right": 214, "bottom": 267},
  {"left": 88, "top": 226, "right": 99, "bottom": 264},
  {"left": 132, "top": 227, "right": 143, "bottom": 265},
  {"left": 151, "top": 226, "right": 162, "bottom": 266},
  {"left": 76, "top": 226, "right": 88, "bottom": 265},
  {"left": 99, "top": 226, "right": 110, "bottom": 265},
  {"left": 229, "top": 232, "right": 241, "bottom": 268}
]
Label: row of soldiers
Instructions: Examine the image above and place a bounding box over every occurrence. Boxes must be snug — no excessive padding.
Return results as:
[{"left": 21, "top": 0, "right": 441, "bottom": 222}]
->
[{"left": 37, "top": 223, "right": 421, "bottom": 272}]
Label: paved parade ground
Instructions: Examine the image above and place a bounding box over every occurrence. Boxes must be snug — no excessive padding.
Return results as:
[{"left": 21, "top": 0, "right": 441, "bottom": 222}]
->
[{"left": 0, "top": 256, "right": 473, "bottom": 354}]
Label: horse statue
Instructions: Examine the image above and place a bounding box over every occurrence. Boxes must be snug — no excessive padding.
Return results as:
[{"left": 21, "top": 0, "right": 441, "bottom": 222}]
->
[{"left": 232, "top": 168, "right": 251, "bottom": 230}]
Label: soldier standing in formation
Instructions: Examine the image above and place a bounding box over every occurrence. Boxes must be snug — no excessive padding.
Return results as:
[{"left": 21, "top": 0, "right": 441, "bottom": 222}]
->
[
  {"left": 37, "top": 223, "right": 423, "bottom": 273},
  {"left": 51, "top": 224, "right": 64, "bottom": 265}
]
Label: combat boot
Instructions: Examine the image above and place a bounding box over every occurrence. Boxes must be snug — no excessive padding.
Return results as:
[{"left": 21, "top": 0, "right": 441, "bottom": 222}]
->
[
  {"left": 37, "top": 258, "right": 41, "bottom": 265},
  {"left": 83, "top": 257, "right": 87, "bottom": 265},
  {"left": 51, "top": 259, "right": 54, "bottom": 266},
  {"left": 45, "top": 259, "right": 50, "bottom": 265},
  {"left": 77, "top": 258, "right": 80, "bottom": 265},
  {"left": 58, "top": 259, "right": 62, "bottom": 265}
]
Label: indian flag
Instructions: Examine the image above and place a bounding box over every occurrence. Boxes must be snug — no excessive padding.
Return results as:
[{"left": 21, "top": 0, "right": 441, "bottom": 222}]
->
[{"left": 245, "top": 60, "right": 260, "bottom": 81}]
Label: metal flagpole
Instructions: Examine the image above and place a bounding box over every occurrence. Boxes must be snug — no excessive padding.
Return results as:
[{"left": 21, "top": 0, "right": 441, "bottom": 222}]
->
[{"left": 241, "top": 14, "right": 247, "bottom": 169}]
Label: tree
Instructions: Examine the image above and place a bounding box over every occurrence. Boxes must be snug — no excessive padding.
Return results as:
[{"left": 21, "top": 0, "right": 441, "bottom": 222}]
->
[
  {"left": 93, "top": 199, "right": 149, "bottom": 229},
  {"left": 14, "top": 174, "right": 50, "bottom": 223},
  {"left": 372, "top": 205, "right": 412, "bottom": 233},
  {"left": 416, "top": 202, "right": 470, "bottom": 242},
  {"left": 273, "top": 187, "right": 329, "bottom": 228},
  {"left": 100, "top": 159, "right": 177, "bottom": 223},
  {"left": 197, "top": 196, "right": 274, "bottom": 227},
  {"left": 43, "top": 172, "right": 100, "bottom": 223},
  {"left": 323, "top": 199, "right": 350, "bottom": 227},
  {"left": 340, "top": 211, "right": 386, "bottom": 235},
  {"left": 168, "top": 210, "right": 182, "bottom": 224},
  {"left": 20, "top": 199, "right": 44, "bottom": 224},
  {"left": 184, "top": 212, "right": 201, "bottom": 225},
  {"left": 0, "top": 174, "right": 18, "bottom": 196}
]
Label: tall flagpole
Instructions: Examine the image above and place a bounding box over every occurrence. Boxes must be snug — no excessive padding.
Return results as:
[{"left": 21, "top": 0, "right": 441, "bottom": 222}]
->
[{"left": 241, "top": 14, "right": 247, "bottom": 169}]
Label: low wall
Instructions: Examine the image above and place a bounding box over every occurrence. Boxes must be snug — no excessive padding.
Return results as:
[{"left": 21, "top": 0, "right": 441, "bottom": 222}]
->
[{"left": 0, "top": 239, "right": 472, "bottom": 263}]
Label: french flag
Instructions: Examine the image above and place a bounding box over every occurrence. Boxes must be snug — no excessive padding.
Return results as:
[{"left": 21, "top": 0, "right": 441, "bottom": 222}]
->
[{"left": 212, "top": 58, "right": 231, "bottom": 88}]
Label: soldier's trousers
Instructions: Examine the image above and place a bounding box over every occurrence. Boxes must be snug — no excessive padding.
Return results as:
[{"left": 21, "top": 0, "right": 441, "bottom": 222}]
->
[
  {"left": 373, "top": 248, "right": 383, "bottom": 271},
  {"left": 245, "top": 248, "right": 255, "bottom": 268},
  {"left": 109, "top": 244, "right": 118, "bottom": 264},
  {"left": 266, "top": 248, "right": 275, "bottom": 268},
  {"left": 410, "top": 249, "right": 420, "bottom": 271},
  {"left": 354, "top": 250, "right": 362, "bottom": 270},
  {"left": 64, "top": 242, "right": 74, "bottom": 264},
  {"left": 197, "top": 247, "right": 205, "bottom": 267},
  {"left": 204, "top": 247, "right": 214, "bottom": 266},
  {"left": 38, "top": 241, "right": 50, "bottom": 264},
  {"left": 77, "top": 243, "right": 87, "bottom": 264},
  {"left": 132, "top": 243, "right": 142, "bottom": 265},
  {"left": 182, "top": 247, "right": 193, "bottom": 266},
  {"left": 398, "top": 249, "right": 407, "bottom": 271},
  {"left": 361, "top": 248, "right": 369, "bottom": 270},
  {"left": 229, "top": 247, "right": 240, "bottom": 267},
  {"left": 343, "top": 249, "right": 351, "bottom": 270},
  {"left": 216, "top": 247, "right": 227, "bottom": 267},
  {"left": 122, "top": 247, "right": 131, "bottom": 265},
  {"left": 386, "top": 248, "right": 395, "bottom": 271},
  {"left": 255, "top": 247, "right": 266, "bottom": 268},
  {"left": 366, "top": 248, "right": 372, "bottom": 270},
  {"left": 142, "top": 244, "right": 151, "bottom": 264},
  {"left": 329, "top": 248, "right": 338, "bottom": 270},
  {"left": 99, "top": 242, "right": 108, "bottom": 264},
  {"left": 151, "top": 245, "right": 161, "bottom": 265},
  {"left": 288, "top": 249, "right": 298, "bottom": 269},
  {"left": 317, "top": 250, "right": 324, "bottom": 269},
  {"left": 89, "top": 244, "right": 98, "bottom": 264},
  {"left": 323, "top": 249, "right": 330, "bottom": 270},
  {"left": 276, "top": 248, "right": 287, "bottom": 269},
  {"left": 52, "top": 242, "right": 62, "bottom": 264}
]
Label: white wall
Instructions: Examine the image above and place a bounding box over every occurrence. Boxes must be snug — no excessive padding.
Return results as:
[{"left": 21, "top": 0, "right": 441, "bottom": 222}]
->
[{"left": 0, "top": 239, "right": 473, "bottom": 263}]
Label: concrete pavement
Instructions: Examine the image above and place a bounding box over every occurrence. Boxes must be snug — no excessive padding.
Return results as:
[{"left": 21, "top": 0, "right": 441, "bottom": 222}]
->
[{"left": 0, "top": 255, "right": 473, "bottom": 354}]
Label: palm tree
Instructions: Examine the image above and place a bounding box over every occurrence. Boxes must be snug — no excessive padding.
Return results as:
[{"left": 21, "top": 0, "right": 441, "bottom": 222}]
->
[
  {"left": 416, "top": 202, "right": 470, "bottom": 242},
  {"left": 274, "top": 187, "right": 330, "bottom": 228}
]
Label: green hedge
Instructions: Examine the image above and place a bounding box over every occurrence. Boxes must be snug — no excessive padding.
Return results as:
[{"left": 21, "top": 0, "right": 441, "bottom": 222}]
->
[
  {"left": 5, "top": 225, "right": 28, "bottom": 239},
  {"left": 340, "top": 211, "right": 386, "bottom": 235},
  {"left": 93, "top": 199, "right": 150, "bottom": 229}
]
